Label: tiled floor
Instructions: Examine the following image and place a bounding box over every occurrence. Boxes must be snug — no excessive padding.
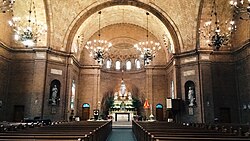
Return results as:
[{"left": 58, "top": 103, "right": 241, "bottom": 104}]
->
[{"left": 106, "top": 121, "right": 137, "bottom": 141}]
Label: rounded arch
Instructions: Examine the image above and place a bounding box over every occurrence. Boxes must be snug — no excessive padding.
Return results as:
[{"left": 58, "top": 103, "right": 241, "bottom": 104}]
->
[
  {"left": 126, "top": 60, "right": 132, "bottom": 70},
  {"left": 156, "top": 103, "right": 163, "bottom": 109},
  {"left": 64, "top": 0, "right": 182, "bottom": 55},
  {"left": 115, "top": 60, "right": 121, "bottom": 70},
  {"left": 135, "top": 59, "right": 141, "bottom": 70},
  {"left": 105, "top": 58, "right": 112, "bottom": 69},
  {"left": 82, "top": 103, "right": 90, "bottom": 108}
]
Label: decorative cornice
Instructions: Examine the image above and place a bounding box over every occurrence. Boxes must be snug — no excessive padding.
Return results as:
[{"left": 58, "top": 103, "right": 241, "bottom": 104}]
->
[
  {"left": 80, "top": 65, "right": 102, "bottom": 69},
  {"left": 144, "top": 65, "right": 166, "bottom": 69}
]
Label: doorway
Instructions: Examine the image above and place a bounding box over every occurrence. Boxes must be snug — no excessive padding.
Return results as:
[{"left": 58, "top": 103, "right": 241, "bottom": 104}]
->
[
  {"left": 82, "top": 103, "right": 90, "bottom": 120},
  {"left": 13, "top": 105, "right": 24, "bottom": 122},
  {"left": 156, "top": 104, "right": 163, "bottom": 121},
  {"left": 219, "top": 107, "right": 231, "bottom": 123}
]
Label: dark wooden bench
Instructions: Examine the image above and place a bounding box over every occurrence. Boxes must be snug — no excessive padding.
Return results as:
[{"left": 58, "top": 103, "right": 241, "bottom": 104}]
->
[
  {"left": 0, "top": 121, "right": 112, "bottom": 141},
  {"left": 132, "top": 121, "right": 250, "bottom": 141}
]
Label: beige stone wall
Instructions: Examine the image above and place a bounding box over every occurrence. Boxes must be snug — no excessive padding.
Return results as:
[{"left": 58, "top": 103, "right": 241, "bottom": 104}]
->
[
  {"left": 77, "top": 67, "right": 172, "bottom": 119},
  {"left": 233, "top": 20, "right": 250, "bottom": 48},
  {"left": 43, "top": 61, "right": 67, "bottom": 121},
  {"left": 0, "top": 46, "right": 248, "bottom": 123},
  {"left": 46, "top": 0, "right": 200, "bottom": 53},
  {"left": 79, "top": 23, "right": 166, "bottom": 65},
  {"left": 7, "top": 58, "right": 35, "bottom": 120},
  {"left": 66, "top": 61, "right": 80, "bottom": 119},
  {"left": 152, "top": 71, "right": 168, "bottom": 117},
  {"left": 100, "top": 70, "right": 146, "bottom": 100},
  {"left": 0, "top": 13, "right": 13, "bottom": 46},
  {"left": 212, "top": 63, "right": 239, "bottom": 123},
  {"left": 178, "top": 55, "right": 202, "bottom": 123},
  {"left": 0, "top": 0, "right": 249, "bottom": 123},
  {"left": 0, "top": 49, "right": 10, "bottom": 121},
  {"left": 234, "top": 45, "right": 250, "bottom": 123},
  {"left": 78, "top": 68, "right": 100, "bottom": 118},
  {"left": 152, "top": 0, "right": 200, "bottom": 51},
  {"left": 11, "top": 0, "right": 47, "bottom": 47}
]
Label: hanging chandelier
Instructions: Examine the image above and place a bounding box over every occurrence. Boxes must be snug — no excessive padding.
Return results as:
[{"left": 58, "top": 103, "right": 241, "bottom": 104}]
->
[
  {"left": 133, "top": 12, "right": 161, "bottom": 65},
  {"left": 1, "top": 0, "right": 15, "bottom": 13},
  {"left": 84, "top": 11, "right": 112, "bottom": 65},
  {"left": 200, "top": 0, "right": 236, "bottom": 51},
  {"left": 230, "top": 0, "right": 250, "bottom": 20},
  {"left": 8, "top": 0, "right": 47, "bottom": 47}
]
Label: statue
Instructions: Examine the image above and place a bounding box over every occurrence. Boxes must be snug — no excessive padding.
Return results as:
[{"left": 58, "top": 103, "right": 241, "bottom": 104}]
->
[
  {"left": 188, "top": 87, "right": 195, "bottom": 106},
  {"left": 114, "top": 92, "right": 118, "bottom": 100},
  {"left": 128, "top": 92, "right": 132, "bottom": 100},
  {"left": 51, "top": 85, "right": 58, "bottom": 105},
  {"left": 120, "top": 80, "right": 126, "bottom": 97}
]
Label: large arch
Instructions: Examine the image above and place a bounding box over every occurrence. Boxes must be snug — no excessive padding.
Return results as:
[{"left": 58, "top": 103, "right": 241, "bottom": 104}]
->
[{"left": 64, "top": 0, "right": 183, "bottom": 58}]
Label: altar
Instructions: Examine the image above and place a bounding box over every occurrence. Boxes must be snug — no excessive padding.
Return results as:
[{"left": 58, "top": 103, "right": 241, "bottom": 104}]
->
[
  {"left": 111, "top": 111, "right": 134, "bottom": 121},
  {"left": 109, "top": 79, "right": 137, "bottom": 121}
]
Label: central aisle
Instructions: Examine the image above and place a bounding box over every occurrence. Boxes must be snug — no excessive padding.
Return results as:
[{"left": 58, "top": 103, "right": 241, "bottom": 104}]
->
[{"left": 106, "top": 121, "right": 137, "bottom": 141}]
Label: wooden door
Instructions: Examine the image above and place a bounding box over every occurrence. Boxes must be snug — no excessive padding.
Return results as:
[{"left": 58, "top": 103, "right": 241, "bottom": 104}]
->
[
  {"left": 156, "top": 104, "right": 163, "bottom": 121},
  {"left": 13, "top": 105, "right": 24, "bottom": 122},
  {"left": 82, "top": 107, "right": 90, "bottom": 120},
  {"left": 219, "top": 108, "right": 231, "bottom": 123}
]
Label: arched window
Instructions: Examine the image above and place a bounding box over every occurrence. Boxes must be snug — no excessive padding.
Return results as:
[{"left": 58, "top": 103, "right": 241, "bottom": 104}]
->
[
  {"left": 82, "top": 103, "right": 90, "bottom": 108},
  {"left": 126, "top": 60, "right": 131, "bottom": 70},
  {"left": 70, "top": 80, "right": 76, "bottom": 110},
  {"left": 156, "top": 104, "right": 163, "bottom": 109},
  {"left": 115, "top": 61, "right": 121, "bottom": 70},
  {"left": 106, "top": 59, "right": 112, "bottom": 69},
  {"left": 135, "top": 59, "right": 141, "bottom": 69},
  {"left": 171, "top": 80, "right": 175, "bottom": 99}
]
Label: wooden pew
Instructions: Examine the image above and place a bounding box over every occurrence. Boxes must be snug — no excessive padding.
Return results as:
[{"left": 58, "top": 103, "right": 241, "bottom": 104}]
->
[
  {"left": 132, "top": 121, "right": 250, "bottom": 141},
  {"left": 0, "top": 120, "right": 112, "bottom": 141}
]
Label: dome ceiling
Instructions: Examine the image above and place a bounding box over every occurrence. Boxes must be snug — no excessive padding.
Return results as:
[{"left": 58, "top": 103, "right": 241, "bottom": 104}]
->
[{"left": 73, "top": 5, "right": 174, "bottom": 62}]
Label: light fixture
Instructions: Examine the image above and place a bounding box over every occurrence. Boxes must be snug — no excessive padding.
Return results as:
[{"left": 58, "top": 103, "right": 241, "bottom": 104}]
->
[
  {"left": 8, "top": 0, "right": 47, "bottom": 47},
  {"left": 230, "top": 0, "right": 250, "bottom": 20},
  {"left": 134, "top": 12, "right": 161, "bottom": 65},
  {"left": 1, "top": 0, "right": 15, "bottom": 13},
  {"left": 200, "top": 0, "right": 236, "bottom": 51},
  {"left": 84, "top": 11, "right": 112, "bottom": 65}
]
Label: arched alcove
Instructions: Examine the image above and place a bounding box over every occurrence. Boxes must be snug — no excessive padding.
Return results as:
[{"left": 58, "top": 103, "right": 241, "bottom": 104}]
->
[
  {"left": 65, "top": 1, "right": 182, "bottom": 63},
  {"left": 49, "top": 79, "right": 61, "bottom": 106},
  {"left": 184, "top": 81, "right": 196, "bottom": 106}
]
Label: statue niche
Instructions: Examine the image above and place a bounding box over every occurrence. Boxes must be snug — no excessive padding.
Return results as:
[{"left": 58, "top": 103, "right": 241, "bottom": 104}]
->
[
  {"left": 185, "top": 81, "right": 196, "bottom": 107},
  {"left": 49, "top": 80, "right": 61, "bottom": 106}
]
